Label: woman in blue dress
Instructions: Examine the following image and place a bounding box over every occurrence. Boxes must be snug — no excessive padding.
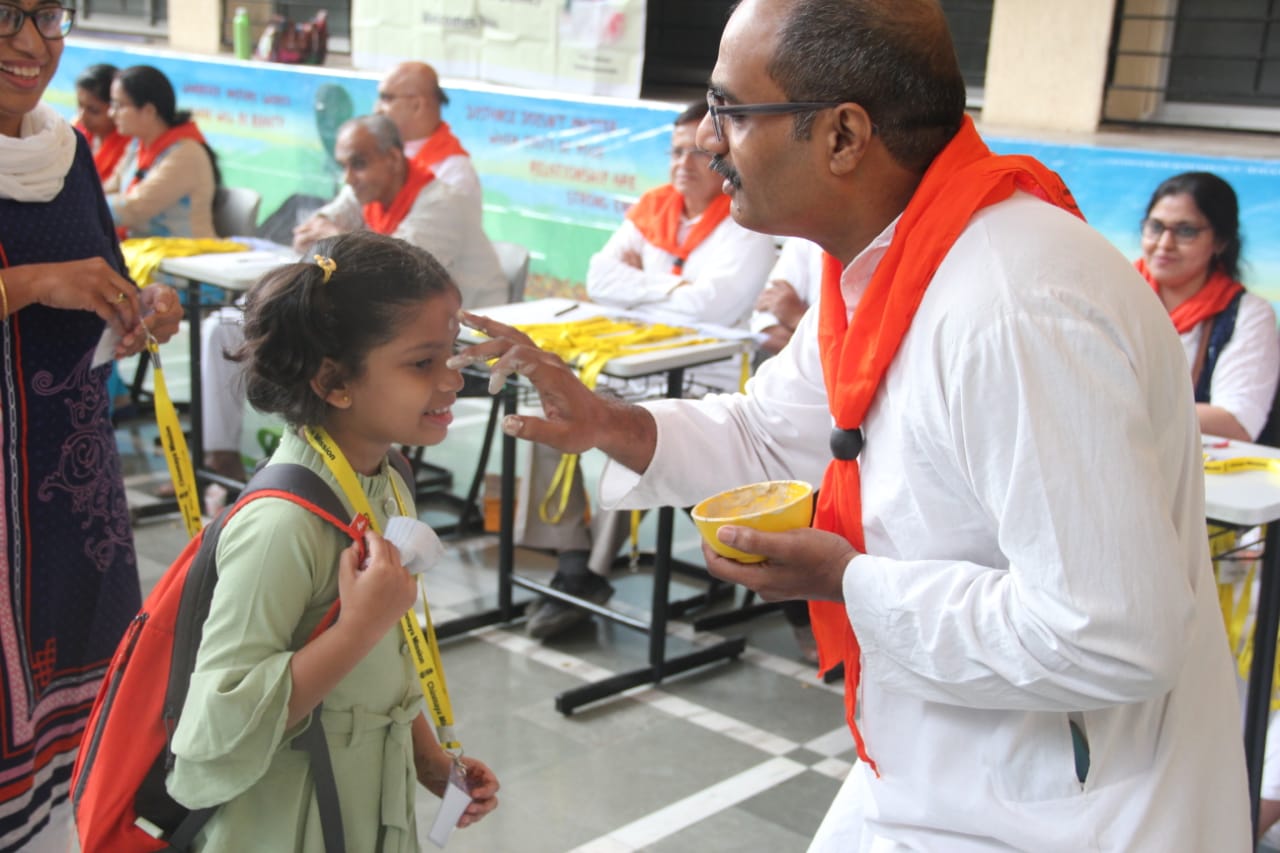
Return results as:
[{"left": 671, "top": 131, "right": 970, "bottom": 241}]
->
[{"left": 0, "top": 4, "right": 182, "bottom": 849}]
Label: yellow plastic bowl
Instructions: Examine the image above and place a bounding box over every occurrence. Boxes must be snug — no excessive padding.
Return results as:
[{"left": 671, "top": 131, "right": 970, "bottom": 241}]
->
[{"left": 691, "top": 480, "right": 814, "bottom": 564}]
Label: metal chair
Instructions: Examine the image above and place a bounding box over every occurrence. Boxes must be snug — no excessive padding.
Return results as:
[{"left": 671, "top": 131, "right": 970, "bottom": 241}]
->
[
  {"left": 212, "top": 186, "right": 263, "bottom": 238},
  {"left": 491, "top": 241, "right": 530, "bottom": 302}
]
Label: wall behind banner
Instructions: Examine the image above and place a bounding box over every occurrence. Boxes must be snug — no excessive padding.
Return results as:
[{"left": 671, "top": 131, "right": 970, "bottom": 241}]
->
[{"left": 50, "top": 43, "right": 1280, "bottom": 304}]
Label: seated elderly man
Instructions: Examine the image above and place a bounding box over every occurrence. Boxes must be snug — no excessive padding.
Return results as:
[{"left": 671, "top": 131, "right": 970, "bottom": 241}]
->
[
  {"left": 295, "top": 60, "right": 481, "bottom": 240},
  {"left": 200, "top": 114, "right": 505, "bottom": 481},
  {"left": 521, "top": 101, "right": 779, "bottom": 641}
]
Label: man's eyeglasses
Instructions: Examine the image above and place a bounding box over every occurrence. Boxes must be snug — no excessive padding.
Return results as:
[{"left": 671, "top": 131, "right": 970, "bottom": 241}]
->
[
  {"left": 0, "top": 4, "right": 74, "bottom": 39},
  {"left": 705, "top": 90, "right": 843, "bottom": 142},
  {"left": 1141, "top": 218, "right": 1211, "bottom": 244}
]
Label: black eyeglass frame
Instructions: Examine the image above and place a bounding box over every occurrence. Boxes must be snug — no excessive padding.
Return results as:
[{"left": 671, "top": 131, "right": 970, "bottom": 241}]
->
[
  {"left": 705, "top": 90, "right": 844, "bottom": 141},
  {"left": 1140, "top": 217, "right": 1212, "bottom": 244},
  {"left": 0, "top": 3, "right": 75, "bottom": 39}
]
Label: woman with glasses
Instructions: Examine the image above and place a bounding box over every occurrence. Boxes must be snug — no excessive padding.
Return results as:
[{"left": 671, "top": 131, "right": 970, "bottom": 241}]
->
[
  {"left": 0, "top": 4, "right": 181, "bottom": 850},
  {"left": 1137, "top": 171, "right": 1279, "bottom": 443},
  {"left": 1143, "top": 171, "right": 1280, "bottom": 844},
  {"left": 105, "top": 64, "right": 219, "bottom": 239}
]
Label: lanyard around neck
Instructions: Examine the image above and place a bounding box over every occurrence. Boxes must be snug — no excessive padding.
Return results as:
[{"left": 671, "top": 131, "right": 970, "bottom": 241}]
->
[{"left": 303, "top": 426, "right": 462, "bottom": 755}]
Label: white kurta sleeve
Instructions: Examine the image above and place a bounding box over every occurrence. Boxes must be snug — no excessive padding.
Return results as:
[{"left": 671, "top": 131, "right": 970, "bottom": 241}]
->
[
  {"left": 751, "top": 238, "right": 819, "bottom": 334},
  {"left": 1207, "top": 291, "right": 1280, "bottom": 439},
  {"left": 315, "top": 184, "right": 366, "bottom": 233},
  {"left": 587, "top": 220, "right": 684, "bottom": 306},
  {"left": 390, "top": 180, "right": 464, "bottom": 272},
  {"left": 587, "top": 218, "right": 777, "bottom": 328}
]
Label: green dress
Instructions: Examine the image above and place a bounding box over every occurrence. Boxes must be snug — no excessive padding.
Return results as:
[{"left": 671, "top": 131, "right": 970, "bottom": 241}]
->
[{"left": 166, "top": 430, "right": 425, "bottom": 852}]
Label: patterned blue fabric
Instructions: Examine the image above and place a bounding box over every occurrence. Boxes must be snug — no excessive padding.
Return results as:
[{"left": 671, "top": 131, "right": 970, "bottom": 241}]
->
[{"left": 0, "top": 132, "right": 141, "bottom": 851}]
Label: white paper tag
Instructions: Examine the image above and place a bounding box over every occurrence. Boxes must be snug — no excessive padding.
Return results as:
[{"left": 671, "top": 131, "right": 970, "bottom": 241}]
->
[
  {"left": 92, "top": 325, "right": 121, "bottom": 368},
  {"left": 383, "top": 516, "right": 444, "bottom": 575},
  {"left": 426, "top": 761, "right": 470, "bottom": 848}
]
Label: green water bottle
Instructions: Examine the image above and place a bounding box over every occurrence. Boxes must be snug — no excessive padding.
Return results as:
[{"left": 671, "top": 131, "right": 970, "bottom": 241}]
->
[{"left": 233, "top": 7, "right": 252, "bottom": 60}]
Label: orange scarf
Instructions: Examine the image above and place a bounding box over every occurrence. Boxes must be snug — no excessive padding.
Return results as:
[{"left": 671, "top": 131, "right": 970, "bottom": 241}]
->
[
  {"left": 810, "top": 115, "right": 1083, "bottom": 773},
  {"left": 1135, "top": 258, "right": 1243, "bottom": 334},
  {"left": 363, "top": 158, "right": 436, "bottom": 236},
  {"left": 127, "top": 121, "right": 207, "bottom": 192},
  {"left": 410, "top": 121, "right": 469, "bottom": 171},
  {"left": 75, "top": 123, "right": 131, "bottom": 183},
  {"left": 626, "top": 185, "right": 732, "bottom": 274}
]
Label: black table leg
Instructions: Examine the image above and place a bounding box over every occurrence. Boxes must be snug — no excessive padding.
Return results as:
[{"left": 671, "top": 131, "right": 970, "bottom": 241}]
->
[{"left": 1244, "top": 521, "right": 1280, "bottom": 835}]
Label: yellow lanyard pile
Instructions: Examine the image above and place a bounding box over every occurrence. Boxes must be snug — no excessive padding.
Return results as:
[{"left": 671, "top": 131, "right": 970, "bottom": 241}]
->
[
  {"left": 514, "top": 315, "right": 720, "bottom": 525},
  {"left": 304, "top": 427, "right": 462, "bottom": 755}
]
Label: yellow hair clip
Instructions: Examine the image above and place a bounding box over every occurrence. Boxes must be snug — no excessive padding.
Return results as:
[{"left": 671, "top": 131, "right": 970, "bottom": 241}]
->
[{"left": 313, "top": 254, "right": 337, "bottom": 283}]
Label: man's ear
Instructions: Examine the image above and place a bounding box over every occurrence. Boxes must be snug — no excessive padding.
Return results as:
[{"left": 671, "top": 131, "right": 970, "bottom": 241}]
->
[
  {"left": 311, "top": 357, "right": 351, "bottom": 409},
  {"left": 828, "top": 103, "right": 876, "bottom": 177}
]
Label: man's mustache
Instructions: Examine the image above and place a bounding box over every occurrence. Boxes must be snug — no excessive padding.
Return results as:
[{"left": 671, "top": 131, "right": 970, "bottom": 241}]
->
[{"left": 709, "top": 156, "right": 742, "bottom": 190}]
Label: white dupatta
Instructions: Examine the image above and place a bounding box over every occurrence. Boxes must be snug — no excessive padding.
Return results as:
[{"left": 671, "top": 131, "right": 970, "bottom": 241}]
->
[{"left": 0, "top": 103, "right": 78, "bottom": 203}]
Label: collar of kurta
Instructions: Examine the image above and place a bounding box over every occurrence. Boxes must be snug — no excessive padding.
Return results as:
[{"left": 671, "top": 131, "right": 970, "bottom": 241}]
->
[
  {"left": 626, "top": 184, "right": 731, "bottom": 274},
  {"left": 129, "top": 121, "right": 206, "bottom": 191},
  {"left": 410, "top": 121, "right": 468, "bottom": 170},
  {"left": 363, "top": 158, "right": 436, "bottom": 236},
  {"left": 809, "top": 114, "right": 1083, "bottom": 774},
  {"left": 1135, "top": 258, "right": 1243, "bottom": 334}
]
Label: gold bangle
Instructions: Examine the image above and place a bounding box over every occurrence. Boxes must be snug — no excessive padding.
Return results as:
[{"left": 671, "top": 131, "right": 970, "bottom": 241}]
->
[{"left": 0, "top": 272, "right": 8, "bottom": 319}]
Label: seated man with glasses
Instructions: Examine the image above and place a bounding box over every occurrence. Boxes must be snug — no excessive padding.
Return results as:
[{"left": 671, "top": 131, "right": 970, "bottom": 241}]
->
[
  {"left": 521, "top": 100, "right": 779, "bottom": 641},
  {"left": 293, "top": 60, "right": 480, "bottom": 250}
]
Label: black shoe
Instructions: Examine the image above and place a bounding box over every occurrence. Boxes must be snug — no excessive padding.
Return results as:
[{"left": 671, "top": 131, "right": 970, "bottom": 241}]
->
[{"left": 526, "top": 572, "right": 614, "bottom": 640}]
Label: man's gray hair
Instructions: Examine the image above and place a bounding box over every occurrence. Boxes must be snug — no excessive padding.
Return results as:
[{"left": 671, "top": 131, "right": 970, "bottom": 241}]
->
[{"left": 341, "top": 114, "right": 404, "bottom": 154}]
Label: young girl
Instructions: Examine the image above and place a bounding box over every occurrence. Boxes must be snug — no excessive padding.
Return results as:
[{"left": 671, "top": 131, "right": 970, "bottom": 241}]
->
[{"left": 165, "top": 231, "right": 499, "bottom": 850}]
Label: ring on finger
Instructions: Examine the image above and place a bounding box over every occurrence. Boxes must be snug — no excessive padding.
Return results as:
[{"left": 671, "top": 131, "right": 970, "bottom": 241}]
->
[{"left": 112, "top": 291, "right": 126, "bottom": 304}]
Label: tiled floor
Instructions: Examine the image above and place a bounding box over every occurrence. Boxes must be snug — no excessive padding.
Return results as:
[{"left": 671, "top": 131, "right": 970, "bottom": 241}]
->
[{"left": 118, "top": 397, "right": 855, "bottom": 853}]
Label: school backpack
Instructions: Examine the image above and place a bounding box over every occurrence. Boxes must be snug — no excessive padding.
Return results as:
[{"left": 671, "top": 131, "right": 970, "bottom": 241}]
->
[{"left": 70, "top": 454, "right": 411, "bottom": 852}]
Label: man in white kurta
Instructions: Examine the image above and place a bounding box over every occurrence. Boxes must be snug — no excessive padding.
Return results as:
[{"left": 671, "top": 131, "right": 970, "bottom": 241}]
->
[
  {"left": 453, "top": 0, "right": 1251, "bottom": 847},
  {"left": 591, "top": 193, "right": 1251, "bottom": 851}
]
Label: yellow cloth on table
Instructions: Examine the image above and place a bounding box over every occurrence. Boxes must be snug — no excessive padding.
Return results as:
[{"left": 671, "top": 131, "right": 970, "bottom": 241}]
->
[{"left": 120, "top": 237, "right": 247, "bottom": 286}]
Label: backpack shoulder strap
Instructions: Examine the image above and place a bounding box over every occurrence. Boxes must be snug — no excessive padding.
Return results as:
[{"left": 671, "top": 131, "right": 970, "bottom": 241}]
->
[{"left": 236, "top": 463, "right": 351, "bottom": 528}]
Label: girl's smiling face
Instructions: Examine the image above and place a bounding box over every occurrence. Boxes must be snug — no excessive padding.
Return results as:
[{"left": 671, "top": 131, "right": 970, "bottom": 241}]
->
[{"left": 322, "top": 291, "right": 465, "bottom": 472}]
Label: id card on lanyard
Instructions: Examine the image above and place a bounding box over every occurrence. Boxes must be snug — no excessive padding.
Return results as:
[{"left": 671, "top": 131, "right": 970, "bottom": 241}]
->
[{"left": 303, "top": 426, "right": 463, "bottom": 756}]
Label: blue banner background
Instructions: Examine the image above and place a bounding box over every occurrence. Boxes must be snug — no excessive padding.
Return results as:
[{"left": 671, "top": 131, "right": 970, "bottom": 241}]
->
[{"left": 51, "top": 42, "right": 1280, "bottom": 303}]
